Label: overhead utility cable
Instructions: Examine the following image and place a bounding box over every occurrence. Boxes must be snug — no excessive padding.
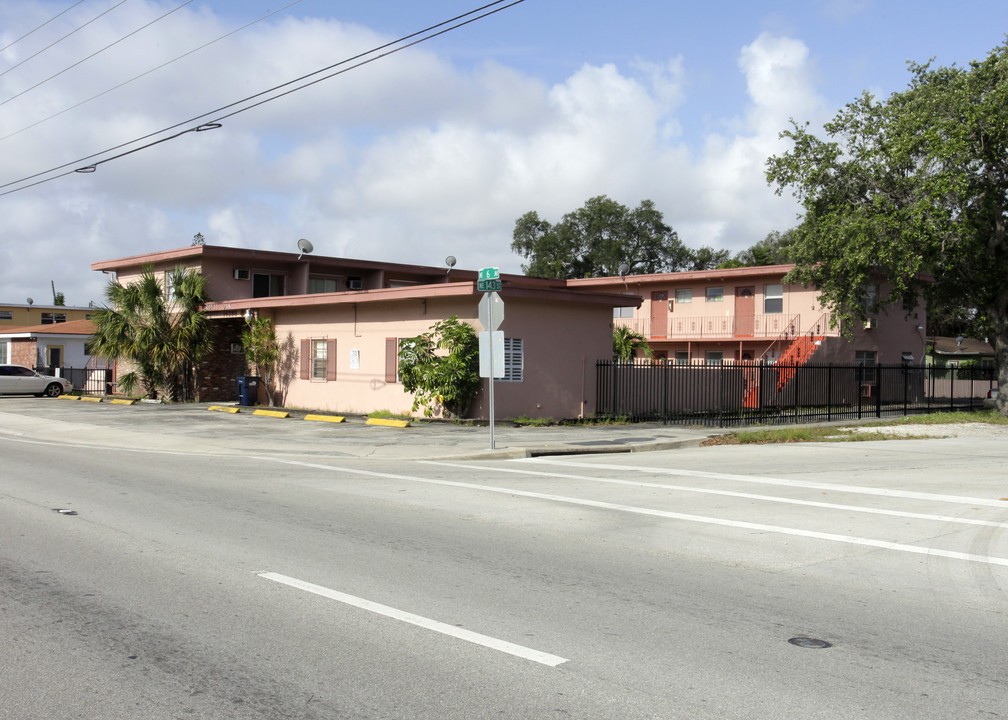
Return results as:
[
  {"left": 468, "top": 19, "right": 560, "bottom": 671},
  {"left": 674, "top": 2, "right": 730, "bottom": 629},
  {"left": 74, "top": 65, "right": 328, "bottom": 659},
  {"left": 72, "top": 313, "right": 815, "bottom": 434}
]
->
[
  {"left": 0, "top": 0, "right": 304, "bottom": 144},
  {"left": 1, "top": 0, "right": 131, "bottom": 79},
  {"left": 0, "top": 0, "right": 196, "bottom": 108},
  {"left": 0, "top": 0, "right": 525, "bottom": 197},
  {"left": 0, "top": 0, "right": 90, "bottom": 55}
]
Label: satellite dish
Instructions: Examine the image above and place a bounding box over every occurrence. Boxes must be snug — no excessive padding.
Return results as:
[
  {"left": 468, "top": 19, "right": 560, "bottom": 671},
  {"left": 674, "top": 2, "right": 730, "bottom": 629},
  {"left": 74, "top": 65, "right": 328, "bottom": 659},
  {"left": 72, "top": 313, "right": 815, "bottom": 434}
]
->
[
  {"left": 26, "top": 297, "right": 33, "bottom": 305},
  {"left": 617, "top": 263, "right": 630, "bottom": 278},
  {"left": 445, "top": 255, "right": 456, "bottom": 276},
  {"left": 296, "top": 238, "right": 313, "bottom": 260}
]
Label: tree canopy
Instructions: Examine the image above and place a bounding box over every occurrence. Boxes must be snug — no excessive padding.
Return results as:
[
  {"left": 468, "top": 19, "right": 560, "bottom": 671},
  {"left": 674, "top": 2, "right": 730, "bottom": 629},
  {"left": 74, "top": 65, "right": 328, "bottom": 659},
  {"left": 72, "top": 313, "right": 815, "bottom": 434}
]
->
[
  {"left": 511, "top": 196, "right": 726, "bottom": 279},
  {"left": 766, "top": 40, "right": 1008, "bottom": 412},
  {"left": 88, "top": 265, "right": 213, "bottom": 401}
]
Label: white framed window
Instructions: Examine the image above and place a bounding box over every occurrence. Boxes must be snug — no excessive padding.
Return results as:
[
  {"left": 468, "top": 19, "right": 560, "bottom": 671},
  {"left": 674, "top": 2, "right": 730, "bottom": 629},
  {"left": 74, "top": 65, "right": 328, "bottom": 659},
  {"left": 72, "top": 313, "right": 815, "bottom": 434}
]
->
[
  {"left": 0, "top": 340, "right": 8, "bottom": 364},
  {"left": 613, "top": 306, "right": 635, "bottom": 319},
  {"left": 674, "top": 350, "right": 689, "bottom": 365},
  {"left": 308, "top": 276, "right": 339, "bottom": 294},
  {"left": 675, "top": 289, "right": 692, "bottom": 304},
  {"left": 705, "top": 350, "right": 723, "bottom": 365},
  {"left": 502, "top": 338, "right": 524, "bottom": 382},
  {"left": 764, "top": 284, "right": 784, "bottom": 314},
  {"left": 705, "top": 287, "right": 723, "bottom": 303},
  {"left": 41, "top": 312, "right": 67, "bottom": 324},
  {"left": 253, "top": 272, "right": 286, "bottom": 298},
  {"left": 312, "top": 339, "right": 328, "bottom": 380},
  {"left": 0, "top": 311, "right": 13, "bottom": 320}
]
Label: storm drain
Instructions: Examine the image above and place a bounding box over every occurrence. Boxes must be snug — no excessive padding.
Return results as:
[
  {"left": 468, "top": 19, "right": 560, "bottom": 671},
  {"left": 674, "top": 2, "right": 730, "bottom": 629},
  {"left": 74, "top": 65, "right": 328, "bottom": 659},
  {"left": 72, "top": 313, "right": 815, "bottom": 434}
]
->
[{"left": 788, "top": 637, "right": 832, "bottom": 649}]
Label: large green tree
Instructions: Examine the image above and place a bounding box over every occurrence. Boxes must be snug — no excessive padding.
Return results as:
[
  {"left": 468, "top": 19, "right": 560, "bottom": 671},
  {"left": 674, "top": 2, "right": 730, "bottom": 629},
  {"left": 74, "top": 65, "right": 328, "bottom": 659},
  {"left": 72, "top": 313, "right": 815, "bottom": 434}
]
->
[
  {"left": 88, "top": 265, "right": 213, "bottom": 401},
  {"left": 397, "top": 316, "right": 480, "bottom": 418},
  {"left": 241, "top": 316, "right": 280, "bottom": 407},
  {"left": 766, "top": 40, "right": 1008, "bottom": 413},
  {"left": 512, "top": 196, "right": 722, "bottom": 278}
]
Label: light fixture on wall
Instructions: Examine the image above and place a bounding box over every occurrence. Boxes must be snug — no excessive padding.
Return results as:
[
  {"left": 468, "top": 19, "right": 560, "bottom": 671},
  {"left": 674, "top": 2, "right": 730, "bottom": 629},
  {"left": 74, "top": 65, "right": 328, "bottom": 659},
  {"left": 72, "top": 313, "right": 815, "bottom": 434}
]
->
[{"left": 296, "top": 238, "right": 313, "bottom": 260}]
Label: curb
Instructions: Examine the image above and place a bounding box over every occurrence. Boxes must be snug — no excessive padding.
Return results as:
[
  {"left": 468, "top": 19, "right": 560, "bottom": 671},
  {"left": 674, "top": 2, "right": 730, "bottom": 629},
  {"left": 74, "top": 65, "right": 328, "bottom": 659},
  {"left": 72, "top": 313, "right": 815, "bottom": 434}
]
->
[
  {"left": 305, "top": 414, "right": 346, "bottom": 423},
  {"left": 208, "top": 405, "right": 240, "bottom": 414}
]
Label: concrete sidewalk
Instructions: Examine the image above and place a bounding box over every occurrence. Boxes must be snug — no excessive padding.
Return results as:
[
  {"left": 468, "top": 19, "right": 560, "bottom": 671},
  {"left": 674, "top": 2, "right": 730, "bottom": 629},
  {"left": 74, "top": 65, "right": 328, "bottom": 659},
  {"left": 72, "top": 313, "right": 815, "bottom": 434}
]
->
[{"left": 0, "top": 398, "right": 717, "bottom": 460}]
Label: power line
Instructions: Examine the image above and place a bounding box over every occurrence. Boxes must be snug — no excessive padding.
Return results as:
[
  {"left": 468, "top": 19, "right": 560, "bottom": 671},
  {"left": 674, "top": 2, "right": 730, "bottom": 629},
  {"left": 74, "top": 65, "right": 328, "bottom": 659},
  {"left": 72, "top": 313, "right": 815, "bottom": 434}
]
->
[
  {"left": 0, "top": 0, "right": 305, "bottom": 144},
  {"left": 0, "top": 0, "right": 526, "bottom": 197},
  {"left": 0, "top": 0, "right": 90, "bottom": 55},
  {"left": 0, "top": 0, "right": 197, "bottom": 109},
  {"left": 0, "top": 0, "right": 130, "bottom": 80}
]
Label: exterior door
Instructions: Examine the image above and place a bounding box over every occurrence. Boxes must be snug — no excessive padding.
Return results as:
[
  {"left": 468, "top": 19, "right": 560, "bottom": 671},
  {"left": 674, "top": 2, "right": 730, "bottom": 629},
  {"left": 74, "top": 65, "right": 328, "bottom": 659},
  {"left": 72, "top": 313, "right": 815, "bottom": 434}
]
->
[
  {"left": 734, "top": 287, "right": 755, "bottom": 337},
  {"left": 650, "top": 291, "right": 668, "bottom": 338}
]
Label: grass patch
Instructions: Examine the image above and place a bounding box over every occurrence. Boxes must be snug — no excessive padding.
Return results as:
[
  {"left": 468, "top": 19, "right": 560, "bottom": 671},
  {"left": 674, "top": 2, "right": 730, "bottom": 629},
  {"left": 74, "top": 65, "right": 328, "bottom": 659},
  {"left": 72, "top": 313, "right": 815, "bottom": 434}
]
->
[
  {"left": 869, "top": 410, "right": 1008, "bottom": 426},
  {"left": 512, "top": 416, "right": 556, "bottom": 427},
  {"left": 704, "top": 425, "right": 938, "bottom": 446},
  {"left": 366, "top": 409, "right": 412, "bottom": 420}
]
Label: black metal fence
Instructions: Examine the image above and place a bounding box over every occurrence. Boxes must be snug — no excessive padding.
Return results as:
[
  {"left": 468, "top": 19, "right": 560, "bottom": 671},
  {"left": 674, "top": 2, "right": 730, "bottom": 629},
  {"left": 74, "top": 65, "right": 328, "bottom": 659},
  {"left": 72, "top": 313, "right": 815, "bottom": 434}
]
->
[
  {"left": 35, "top": 366, "right": 114, "bottom": 395},
  {"left": 596, "top": 360, "right": 998, "bottom": 427}
]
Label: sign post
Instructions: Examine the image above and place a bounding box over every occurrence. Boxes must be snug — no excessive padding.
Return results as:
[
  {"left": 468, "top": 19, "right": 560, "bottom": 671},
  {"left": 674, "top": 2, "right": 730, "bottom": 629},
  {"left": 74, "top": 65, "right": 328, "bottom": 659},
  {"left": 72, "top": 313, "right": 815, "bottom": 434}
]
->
[{"left": 477, "top": 273, "right": 503, "bottom": 449}]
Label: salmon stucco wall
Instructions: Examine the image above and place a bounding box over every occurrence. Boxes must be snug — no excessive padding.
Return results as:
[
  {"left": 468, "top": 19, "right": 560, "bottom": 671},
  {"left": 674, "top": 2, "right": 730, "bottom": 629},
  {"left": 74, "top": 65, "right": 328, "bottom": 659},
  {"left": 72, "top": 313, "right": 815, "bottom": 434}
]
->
[{"left": 264, "top": 292, "right": 613, "bottom": 419}]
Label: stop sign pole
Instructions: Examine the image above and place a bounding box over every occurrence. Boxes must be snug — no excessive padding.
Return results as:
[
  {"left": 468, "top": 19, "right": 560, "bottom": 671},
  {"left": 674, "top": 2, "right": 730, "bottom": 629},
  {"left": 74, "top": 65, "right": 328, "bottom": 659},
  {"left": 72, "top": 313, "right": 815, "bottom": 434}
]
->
[{"left": 478, "top": 274, "right": 503, "bottom": 449}]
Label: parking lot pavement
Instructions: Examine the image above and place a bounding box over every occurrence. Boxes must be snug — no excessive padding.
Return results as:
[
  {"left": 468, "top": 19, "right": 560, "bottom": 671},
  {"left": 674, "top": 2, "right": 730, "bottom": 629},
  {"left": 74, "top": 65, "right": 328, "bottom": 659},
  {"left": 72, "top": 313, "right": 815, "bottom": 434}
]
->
[{"left": 0, "top": 398, "right": 715, "bottom": 460}]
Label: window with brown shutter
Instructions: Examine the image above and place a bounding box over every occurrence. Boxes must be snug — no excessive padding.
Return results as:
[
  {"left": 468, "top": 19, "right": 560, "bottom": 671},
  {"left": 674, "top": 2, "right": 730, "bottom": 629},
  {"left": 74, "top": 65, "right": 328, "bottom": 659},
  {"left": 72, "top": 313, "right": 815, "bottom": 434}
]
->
[
  {"left": 326, "top": 339, "right": 337, "bottom": 381},
  {"left": 300, "top": 339, "right": 310, "bottom": 379},
  {"left": 385, "top": 337, "right": 398, "bottom": 383}
]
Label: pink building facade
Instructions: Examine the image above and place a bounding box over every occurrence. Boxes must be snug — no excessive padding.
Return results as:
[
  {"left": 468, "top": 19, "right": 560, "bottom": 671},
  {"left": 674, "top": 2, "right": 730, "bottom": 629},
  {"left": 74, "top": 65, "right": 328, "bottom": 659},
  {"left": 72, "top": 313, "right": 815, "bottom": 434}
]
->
[
  {"left": 569, "top": 264, "right": 928, "bottom": 368},
  {"left": 92, "top": 245, "right": 635, "bottom": 418}
]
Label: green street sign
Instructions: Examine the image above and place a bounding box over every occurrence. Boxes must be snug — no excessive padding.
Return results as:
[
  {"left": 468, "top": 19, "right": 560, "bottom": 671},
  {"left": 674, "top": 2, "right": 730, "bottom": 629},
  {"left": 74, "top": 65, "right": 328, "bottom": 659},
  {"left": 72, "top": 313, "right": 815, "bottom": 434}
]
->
[
  {"left": 477, "top": 278, "right": 502, "bottom": 292},
  {"left": 478, "top": 267, "right": 500, "bottom": 281}
]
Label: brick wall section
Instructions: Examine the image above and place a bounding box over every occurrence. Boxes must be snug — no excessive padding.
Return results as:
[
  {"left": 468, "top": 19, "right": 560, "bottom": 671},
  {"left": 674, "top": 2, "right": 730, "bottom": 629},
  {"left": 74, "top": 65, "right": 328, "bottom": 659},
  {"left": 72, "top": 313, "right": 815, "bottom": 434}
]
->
[
  {"left": 196, "top": 318, "right": 248, "bottom": 402},
  {"left": 11, "top": 339, "right": 39, "bottom": 367}
]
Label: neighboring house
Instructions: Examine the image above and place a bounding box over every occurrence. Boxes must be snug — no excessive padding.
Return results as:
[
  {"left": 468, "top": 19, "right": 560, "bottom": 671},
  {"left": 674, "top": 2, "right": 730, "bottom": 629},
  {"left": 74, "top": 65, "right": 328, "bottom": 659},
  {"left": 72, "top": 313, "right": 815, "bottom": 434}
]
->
[
  {"left": 91, "top": 244, "right": 636, "bottom": 418},
  {"left": 569, "top": 264, "right": 928, "bottom": 368},
  {"left": 0, "top": 318, "right": 107, "bottom": 373},
  {"left": 927, "top": 336, "right": 996, "bottom": 370},
  {"left": 0, "top": 302, "right": 95, "bottom": 330}
]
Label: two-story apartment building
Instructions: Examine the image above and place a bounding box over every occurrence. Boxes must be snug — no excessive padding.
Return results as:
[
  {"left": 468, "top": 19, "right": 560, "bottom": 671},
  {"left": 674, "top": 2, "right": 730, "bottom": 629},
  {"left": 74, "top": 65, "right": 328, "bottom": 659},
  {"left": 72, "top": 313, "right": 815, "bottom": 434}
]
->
[
  {"left": 91, "top": 244, "right": 637, "bottom": 419},
  {"left": 569, "top": 264, "right": 927, "bottom": 368}
]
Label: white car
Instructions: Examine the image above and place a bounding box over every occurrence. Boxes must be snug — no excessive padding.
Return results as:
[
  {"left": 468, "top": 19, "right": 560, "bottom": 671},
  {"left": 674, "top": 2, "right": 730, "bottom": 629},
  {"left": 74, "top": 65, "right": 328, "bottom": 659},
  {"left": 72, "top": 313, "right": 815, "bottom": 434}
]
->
[{"left": 0, "top": 365, "right": 74, "bottom": 397}]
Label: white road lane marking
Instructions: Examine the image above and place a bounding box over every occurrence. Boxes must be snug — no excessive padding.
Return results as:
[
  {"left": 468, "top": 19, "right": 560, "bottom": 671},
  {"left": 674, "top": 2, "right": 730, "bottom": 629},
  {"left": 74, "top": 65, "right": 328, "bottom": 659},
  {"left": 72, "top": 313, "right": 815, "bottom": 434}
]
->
[
  {"left": 419, "top": 460, "right": 1008, "bottom": 529},
  {"left": 256, "top": 457, "right": 1008, "bottom": 569},
  {"left": 517, "top": 457, "right": 1008, "bottom": 508},
  {"left": 257, "top": 571, "right": 568, "bottom": 667}
]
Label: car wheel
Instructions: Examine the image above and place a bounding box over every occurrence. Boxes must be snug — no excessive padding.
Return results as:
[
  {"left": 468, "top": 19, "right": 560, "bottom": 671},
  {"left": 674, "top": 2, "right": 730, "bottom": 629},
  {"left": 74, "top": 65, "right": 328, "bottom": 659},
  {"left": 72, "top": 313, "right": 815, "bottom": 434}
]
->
[{"left": 44, "top": 383, "right": 63, "bottom": 398}]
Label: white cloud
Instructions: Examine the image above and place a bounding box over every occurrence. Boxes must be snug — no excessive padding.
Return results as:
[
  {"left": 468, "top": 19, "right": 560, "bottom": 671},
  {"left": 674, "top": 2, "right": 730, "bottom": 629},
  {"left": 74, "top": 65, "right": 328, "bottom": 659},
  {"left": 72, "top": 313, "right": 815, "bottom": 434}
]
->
[{"left": 0, "top": 2, "right": 823, "bottom": 305}]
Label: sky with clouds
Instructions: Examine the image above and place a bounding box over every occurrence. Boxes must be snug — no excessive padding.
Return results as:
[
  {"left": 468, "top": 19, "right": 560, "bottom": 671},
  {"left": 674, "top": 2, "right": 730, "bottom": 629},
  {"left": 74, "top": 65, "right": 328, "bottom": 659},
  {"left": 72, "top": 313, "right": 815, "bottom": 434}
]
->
[{"left": 1, "top": 0, "right": 1006, "bottom": 307}]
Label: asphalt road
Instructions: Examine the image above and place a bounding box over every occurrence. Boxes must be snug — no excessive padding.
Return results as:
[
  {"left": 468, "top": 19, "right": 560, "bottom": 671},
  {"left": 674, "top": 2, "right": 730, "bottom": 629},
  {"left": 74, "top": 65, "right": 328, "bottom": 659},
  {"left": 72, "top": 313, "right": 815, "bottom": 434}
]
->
[{"left": 1, "top": 398, "right": 1006, "bottom": 719}]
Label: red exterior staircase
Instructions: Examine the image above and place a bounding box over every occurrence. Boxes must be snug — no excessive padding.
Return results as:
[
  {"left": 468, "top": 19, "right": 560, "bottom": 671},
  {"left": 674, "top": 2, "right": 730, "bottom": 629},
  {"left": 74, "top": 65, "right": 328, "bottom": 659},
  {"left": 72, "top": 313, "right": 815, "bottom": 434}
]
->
[{"left": 743, "top": 316, "right": 828, "bottom": 408}]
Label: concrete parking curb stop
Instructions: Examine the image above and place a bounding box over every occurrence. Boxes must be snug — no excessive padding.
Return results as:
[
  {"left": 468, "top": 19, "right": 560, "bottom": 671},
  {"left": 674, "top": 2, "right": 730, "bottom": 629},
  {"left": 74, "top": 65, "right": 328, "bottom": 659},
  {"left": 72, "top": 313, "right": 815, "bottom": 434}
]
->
[
  {"left": 254, "top": 409, "right": 291, "bottom": 418},
  {"left": 208, "top": 405, "right": 240, "bottom": 414},
  {"left": 304, "top": 414, "right": 346, "bottom": 423},
  {"left": 366, "top": 418, "right": 411, "bottom": 428}
]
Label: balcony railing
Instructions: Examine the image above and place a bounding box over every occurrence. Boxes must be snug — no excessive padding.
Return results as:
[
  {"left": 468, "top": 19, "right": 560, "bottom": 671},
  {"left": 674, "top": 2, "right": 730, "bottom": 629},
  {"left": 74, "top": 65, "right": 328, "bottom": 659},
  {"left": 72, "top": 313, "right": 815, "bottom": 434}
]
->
[{"left": 613, "top": 313, "right": 834, "bottom": 340}]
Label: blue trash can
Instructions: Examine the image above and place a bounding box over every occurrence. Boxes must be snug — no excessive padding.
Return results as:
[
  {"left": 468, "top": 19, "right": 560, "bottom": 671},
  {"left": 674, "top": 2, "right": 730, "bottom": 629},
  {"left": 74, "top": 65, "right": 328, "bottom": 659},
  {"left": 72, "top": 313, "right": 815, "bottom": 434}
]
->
[{"left": 238, "top": 375, "right": 260, "bottom": 406}]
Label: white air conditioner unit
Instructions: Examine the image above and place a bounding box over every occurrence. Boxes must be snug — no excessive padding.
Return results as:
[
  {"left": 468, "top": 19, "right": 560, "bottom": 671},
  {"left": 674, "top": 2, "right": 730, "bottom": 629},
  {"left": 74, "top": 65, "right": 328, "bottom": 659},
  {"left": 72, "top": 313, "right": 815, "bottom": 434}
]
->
[
  {"left": 863, "top": 318, "right": 876, "bottom": 330},
  {"left": 233, "top": 268, "right": 250, "bottom": 280},
  {"left": 347, "top": 278, "right": 363, "bottom": 290}
]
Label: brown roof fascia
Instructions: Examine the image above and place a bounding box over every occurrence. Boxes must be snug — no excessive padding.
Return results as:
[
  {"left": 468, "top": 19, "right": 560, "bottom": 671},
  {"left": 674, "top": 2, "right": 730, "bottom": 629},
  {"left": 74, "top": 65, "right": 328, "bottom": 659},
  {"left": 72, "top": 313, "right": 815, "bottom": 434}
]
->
[
  {"left": 92, "top": 244, "right": 535, "bottom": 282},
  {"left": 0, "top": 319, "right": 96, "bottom": 336},
  {"left": 199, "top": 279, "right": 636, "bottom": 315},
  {"left": 201, "top": 282, "right": 479, "bottom": 313},
  {"left": 565, "top": 264, "right": 796, "bottom": 288}
]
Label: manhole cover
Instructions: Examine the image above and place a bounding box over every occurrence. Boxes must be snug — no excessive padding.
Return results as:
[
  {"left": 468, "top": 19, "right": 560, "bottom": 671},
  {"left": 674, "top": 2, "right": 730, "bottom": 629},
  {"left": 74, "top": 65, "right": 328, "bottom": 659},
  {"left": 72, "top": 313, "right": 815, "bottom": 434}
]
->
[{"left": 788, "top": 637, "right": 832, "bottom": 649}]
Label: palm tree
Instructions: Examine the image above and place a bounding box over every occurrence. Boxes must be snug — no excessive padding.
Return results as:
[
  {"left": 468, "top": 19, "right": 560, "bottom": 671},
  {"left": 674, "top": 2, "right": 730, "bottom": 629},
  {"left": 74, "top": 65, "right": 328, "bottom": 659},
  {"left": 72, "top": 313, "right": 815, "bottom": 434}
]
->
[
  {"left": 612, "top": 326, "right": 653, "bottom": 363},
  {"left": 88, "top": 265, "right": 213, "bottom": 401}
]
